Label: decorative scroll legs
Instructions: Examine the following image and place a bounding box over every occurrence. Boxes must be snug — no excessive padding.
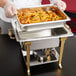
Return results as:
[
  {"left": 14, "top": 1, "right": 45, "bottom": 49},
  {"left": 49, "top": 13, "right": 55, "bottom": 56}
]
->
[
  {"left": 24, "top": 41, "right": 31, "bottom": 76},
  {"left": 59, "top": 37, "right": 67, "bottom": 69},
  {"left": 23, "top": 37, "right": 67, "bottom": 74}
]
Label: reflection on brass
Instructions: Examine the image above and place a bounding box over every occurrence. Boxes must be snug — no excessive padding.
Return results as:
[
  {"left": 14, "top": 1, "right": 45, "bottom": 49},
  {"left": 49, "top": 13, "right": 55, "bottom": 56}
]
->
[
  {"left": 27, "top": 70, "right": 30, "bottom": 76},
  {"left": 47, "top": 56, "right": 51, "bottom": 61},
  {"left": 0, "top": 27, "right": 1, "bottom": 34},
  {"left": 8, "top": 29, "right": 15, "bottom": 39},
  {"left": 56, "top": 69, "right": 62, "bottom": 76},
  {"left": 45, "top": 48, "right": 51, "bottom": 61}
]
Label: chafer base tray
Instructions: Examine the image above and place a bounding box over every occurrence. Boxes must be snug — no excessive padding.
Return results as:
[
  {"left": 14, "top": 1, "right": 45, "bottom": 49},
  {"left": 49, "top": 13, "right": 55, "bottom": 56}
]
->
[{"left": 23, "top": 48, "right": 59, "bottom": 66}]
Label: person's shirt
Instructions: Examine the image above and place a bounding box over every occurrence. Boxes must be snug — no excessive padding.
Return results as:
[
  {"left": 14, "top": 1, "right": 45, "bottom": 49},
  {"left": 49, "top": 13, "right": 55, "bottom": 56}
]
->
[{"left": 63, "top": 0, "right": 76, "bottom": 13}]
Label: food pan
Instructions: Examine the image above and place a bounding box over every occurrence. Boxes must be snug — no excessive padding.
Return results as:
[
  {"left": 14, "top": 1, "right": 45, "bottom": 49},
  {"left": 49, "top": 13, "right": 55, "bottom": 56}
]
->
[{"left": 16, "top": 4, "right": 70, "bottom": 30}]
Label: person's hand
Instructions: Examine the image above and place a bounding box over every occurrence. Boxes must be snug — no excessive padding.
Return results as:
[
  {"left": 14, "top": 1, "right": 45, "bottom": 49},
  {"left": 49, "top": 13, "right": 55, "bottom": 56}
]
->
[
  {"left": 54, "top": 0, "right": 66, "bottom": 11},
  {"left": 4, "top": 2, "right": 17, "bottom": 18}
]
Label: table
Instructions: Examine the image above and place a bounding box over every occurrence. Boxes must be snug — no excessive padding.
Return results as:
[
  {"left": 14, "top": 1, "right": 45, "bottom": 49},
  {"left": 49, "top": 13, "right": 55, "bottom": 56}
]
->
[{"left": 0, "top": 35, "right": 25, "bottom": 76}]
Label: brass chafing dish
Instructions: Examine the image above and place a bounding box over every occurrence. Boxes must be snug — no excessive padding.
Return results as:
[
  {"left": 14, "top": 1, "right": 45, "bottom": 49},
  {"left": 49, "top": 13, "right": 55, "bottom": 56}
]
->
[{"left": 10, "top": 4, "right": 73, "bottom": 76}]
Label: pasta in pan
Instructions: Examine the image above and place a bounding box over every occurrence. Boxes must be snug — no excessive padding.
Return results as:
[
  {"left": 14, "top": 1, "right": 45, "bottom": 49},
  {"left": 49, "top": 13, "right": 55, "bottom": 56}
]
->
[{"left": 17, "top": 6, "right": 66, "bottom": 24}]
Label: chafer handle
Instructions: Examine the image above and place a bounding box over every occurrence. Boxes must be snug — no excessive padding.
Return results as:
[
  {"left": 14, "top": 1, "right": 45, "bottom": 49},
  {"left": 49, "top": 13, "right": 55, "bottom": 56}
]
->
[
  {"left": 8, "top": 29, "right": 15, "bottom": 39},
  {"left": 65, "top": 24, "right": 71, "bottom": 31}
]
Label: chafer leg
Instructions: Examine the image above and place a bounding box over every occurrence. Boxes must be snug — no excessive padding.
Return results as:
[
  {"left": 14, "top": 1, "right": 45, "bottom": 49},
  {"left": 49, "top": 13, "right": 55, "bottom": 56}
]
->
[
  {"left": 24, "top": 41, "right": 31, "bottom": 76},
  {"left": 59, "top": 37, "right": 67, "bottom": 69}
]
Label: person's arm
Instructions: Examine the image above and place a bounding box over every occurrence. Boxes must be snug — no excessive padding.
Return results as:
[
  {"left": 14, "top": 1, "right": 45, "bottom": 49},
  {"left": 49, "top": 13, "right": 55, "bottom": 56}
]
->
[
  {"left": 0, "top": 0, "right": 7, "bottom": 7},
  {"left": 50, "top": 0, "right": 66, "bottom": 11},
  {"left": 0, "top": 0, "right": 17, "bottom": 18}
]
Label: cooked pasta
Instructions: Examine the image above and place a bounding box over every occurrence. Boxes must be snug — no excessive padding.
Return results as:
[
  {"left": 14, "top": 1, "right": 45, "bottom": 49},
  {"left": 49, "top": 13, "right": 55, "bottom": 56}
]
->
[{"left": 17, "top": 6, "right": 65, "bottom": 24}]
